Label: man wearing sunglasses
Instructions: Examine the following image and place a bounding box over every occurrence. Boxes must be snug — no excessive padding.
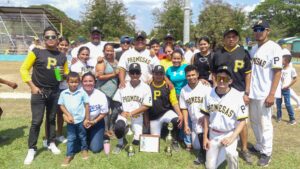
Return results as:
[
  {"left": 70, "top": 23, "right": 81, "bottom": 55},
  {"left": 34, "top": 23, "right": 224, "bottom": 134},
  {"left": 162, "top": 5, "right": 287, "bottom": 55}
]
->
[
  {"left": 112, "top": 63, "right": 152, "bottom": 154},
  {"left": 248, "top": 20, "right": 282, "bottom": 167},
  {"left": 115, "top": 35, "right": 131, "bottom": 61},
  {"left": 71, "top": 26, "right": 107, "bottom": 69},
  {"left": 211, "top": 28, "right": 253, "bottom": 164},
  {"left": 20, "top": 27, "right": 69, "bottom": 165},
  {"left": 202, "top": 66, "right": 248, "bottom": 169}
]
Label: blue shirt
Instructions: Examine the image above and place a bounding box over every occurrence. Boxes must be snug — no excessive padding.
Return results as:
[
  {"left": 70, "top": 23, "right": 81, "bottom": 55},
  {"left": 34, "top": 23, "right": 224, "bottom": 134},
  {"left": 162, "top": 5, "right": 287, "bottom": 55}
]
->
[
  {"left": 58, "top": 88, "right": 89, "bottom": 124},
  {"left": 166, "top": 64, "right": 188, "bottom": 94}
]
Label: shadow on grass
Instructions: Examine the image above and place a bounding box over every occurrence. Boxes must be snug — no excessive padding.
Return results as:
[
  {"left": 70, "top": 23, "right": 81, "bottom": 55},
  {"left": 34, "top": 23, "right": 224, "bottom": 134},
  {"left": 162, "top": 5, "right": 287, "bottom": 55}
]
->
[{"left": 0, "top": 125, "right": 27, "bottom": 147}]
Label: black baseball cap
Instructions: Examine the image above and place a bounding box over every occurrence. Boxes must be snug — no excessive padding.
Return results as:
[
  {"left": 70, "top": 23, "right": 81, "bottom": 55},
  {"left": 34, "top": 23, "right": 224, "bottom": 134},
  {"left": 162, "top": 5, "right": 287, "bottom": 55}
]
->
[
  {"left": 216, "top": 66, "right": 232, "bottom": 78},
  {"left": 252, "top": 20, "right": 270, "bottom": 29},
  {"left": 129, "top": 63, "right": 141, "bottom": 72},
  {"left": 150, "top": 39, "right": 160, "bottom": 46},
  {"left": 223, "top": 28, "right": 239, "bottom": 37},
  {"left": 134, "top": 31, "right": 147, "bottom": 40},
  {"left": 153, "top": 65, "right": 165, "bottom": 74},
  {"left": 90, "top": 26, "right": 102, "bottom": 34},
  {"left": 164, "top": 33, "right": 174, "bottom": 40}
]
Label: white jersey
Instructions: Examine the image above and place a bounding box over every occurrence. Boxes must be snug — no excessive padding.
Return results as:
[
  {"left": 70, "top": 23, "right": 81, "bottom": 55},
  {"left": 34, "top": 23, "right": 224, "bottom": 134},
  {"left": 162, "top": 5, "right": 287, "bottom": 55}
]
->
[
  {"left": 180, "top": 82, "right": 211, "bottom": 133},
  {"left": 184, "top": 50, "right": 194, "bottom": 64},
  {"left": 113, "top": 81, "right": 152, "bottom": 119},
  {"left": 249, "top": 40, "right": 282, "bottom": 99},
  {"left": 201, "top": 88, "right": 248, "bottom": 132},
  {"left": 71, "top": 41, "right": 107, "bottom": 68},
  {"left": 70, "top": 60, "right": 88, "bottom": 74},
  {"left": 89, "top": 89, "right": 109, "bottom": 120},
  {"left": 281, "top": 66, "right": 297, "bottom": 89},
  {"left": 118, "top": 49, "right": 160, "bottom": 83}
]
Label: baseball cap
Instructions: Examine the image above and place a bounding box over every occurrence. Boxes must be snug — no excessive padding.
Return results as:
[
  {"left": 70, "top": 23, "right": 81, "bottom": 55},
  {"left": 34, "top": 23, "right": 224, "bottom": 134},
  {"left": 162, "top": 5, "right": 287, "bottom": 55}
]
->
[
  {"left": 223, "top": 28, "right": 239, "bottom": 37},
  {"left": 120, "top": 35, "right": 131, "bottom": 44},
  {"left": 134, "top": 31, "right": 147, "bottom": 40},
  {"left": 90, "top": 26, "right": 102, "bottom": 34},
  {"left": 150, "top": 39, "right": 160, "bottom": 46},
  {"left": 153, "top": 65, "right": 165, "bottom": 74},
  {"left": 164, "top": 33, "right": 174, "bottom": 40},
  {"left": 252, "top": 20, "right": 270, "bottom": 29},
  {"left": 129, "top": 63, "right": 141, "bottom": 72},
  {"left": 282, "top": 48, "right": 291, "bottom": 56},
  {"left": 216, "top": 65, "right": 232, "bottom": 78}
]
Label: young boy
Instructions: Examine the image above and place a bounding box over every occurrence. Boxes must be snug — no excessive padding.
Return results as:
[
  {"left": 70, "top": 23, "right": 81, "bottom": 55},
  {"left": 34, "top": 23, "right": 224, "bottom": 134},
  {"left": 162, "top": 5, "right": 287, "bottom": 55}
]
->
[
  {"left": 58, "top": 72, "right": 90, "bottom": 166},
  {"left": 202, "top": 66, "right": 247, "bottom": 169},
  {"left": 276, "top": 54, "right": 297, "bottom": 125}
]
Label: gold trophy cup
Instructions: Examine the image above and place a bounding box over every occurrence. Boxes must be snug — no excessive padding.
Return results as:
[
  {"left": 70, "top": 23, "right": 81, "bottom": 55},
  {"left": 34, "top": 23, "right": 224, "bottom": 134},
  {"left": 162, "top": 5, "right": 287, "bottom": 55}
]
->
[
  {"left": 126, "top": 115, "right": 135, "bottom": 157},
  {"left": 165, "top": 122, "right": 173, "bottom": 156}
]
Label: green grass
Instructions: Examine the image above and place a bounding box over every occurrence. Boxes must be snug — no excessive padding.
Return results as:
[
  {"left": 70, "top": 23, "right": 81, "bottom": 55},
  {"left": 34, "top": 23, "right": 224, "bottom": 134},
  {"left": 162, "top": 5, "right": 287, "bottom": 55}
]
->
[{"left": 1, "top": 99, "right": 300, "bottom": 169}]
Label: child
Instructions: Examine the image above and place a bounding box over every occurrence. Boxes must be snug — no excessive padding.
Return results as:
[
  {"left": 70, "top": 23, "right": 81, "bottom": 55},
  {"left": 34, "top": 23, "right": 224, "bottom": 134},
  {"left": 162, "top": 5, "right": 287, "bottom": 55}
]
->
[
  {"left": 58, "top": 72, "right": 90, "bottom": 166},
  {"left": 276, "top": 54, "right": 297, "bottom": 125},
  {"left": 202, "top": 66, "right": 247, "bottom": 169},
  {"left": 70, "top": 47, "right": 92, "bottom": 75}
]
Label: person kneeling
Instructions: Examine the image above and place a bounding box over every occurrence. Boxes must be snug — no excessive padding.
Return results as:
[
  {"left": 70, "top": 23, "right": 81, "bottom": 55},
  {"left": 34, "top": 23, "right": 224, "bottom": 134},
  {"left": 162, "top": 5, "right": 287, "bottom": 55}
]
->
[{"left": 202, "top": 66, "right": 248, "bottom": 169}]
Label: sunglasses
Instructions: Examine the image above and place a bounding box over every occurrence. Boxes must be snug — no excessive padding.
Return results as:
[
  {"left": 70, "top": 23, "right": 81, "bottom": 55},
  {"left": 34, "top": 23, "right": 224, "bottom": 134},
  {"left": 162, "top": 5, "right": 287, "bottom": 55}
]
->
[
  {"left": 216, "top": 75, "right": 231, "bottom": 83},
  {"left": 44, "top": 35, "right": 57, "bottom": 40},
  {"left": 253, "top": 27, "right": 265, "bottom": 33},
  {"left": 129, "top": 71, "right": 141, "bottom": 75}
]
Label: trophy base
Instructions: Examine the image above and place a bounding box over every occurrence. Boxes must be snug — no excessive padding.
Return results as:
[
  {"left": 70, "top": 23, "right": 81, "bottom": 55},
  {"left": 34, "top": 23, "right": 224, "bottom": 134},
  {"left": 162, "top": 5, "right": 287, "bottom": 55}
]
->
[{"left": 128, "top": 152, "right": 135, "bottom": 157}]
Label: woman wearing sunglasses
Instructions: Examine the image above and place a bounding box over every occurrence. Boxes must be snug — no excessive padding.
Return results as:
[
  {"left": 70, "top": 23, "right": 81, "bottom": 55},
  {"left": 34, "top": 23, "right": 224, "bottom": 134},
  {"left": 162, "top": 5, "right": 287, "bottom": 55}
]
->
[
  {"left": 191, "top": 37, "right": 213, "bottom": 82},
  {"left": 21, "top": 27, "right": 69, "bottom": 165}
]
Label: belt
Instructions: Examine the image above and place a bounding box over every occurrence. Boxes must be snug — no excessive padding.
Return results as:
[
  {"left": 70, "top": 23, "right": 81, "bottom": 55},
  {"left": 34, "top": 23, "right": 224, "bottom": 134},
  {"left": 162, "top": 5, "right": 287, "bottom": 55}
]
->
[{"left": 211, "top": 128, "right": 231, "bottom": 134}]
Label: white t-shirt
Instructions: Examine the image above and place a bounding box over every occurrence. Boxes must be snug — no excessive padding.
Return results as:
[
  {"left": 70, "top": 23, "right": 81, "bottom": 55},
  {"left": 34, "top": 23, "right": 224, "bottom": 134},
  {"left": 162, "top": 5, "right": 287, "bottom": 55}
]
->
[
  {"left": 113, "top": 81, "right": 152, "bottom": 120},
  {"left": 71, "top": 41, "right": 107, "bottom": 68},
  {"left": 89, "top": 89, "right": 109, "bottom": 120},
  {"left": 70, "top": 60, "right": 88, "bottom": 74},
  {"left": 180, "top": 82, "right": 211, "bottom": 133},
  {"left": 201, "top": 88, "right": 248, "bottom": 132},
  {"left": 281, "top": 66, "right": 297, "bottom": 89},
  {"left": 118, "top": 49, "right": 160, "bottom": 83},
  {"left": 184, "top": 50, "right": 194, "bottom": 65},
  {"left": 249, "top": 40, "right": 282, "bottom": 99}
]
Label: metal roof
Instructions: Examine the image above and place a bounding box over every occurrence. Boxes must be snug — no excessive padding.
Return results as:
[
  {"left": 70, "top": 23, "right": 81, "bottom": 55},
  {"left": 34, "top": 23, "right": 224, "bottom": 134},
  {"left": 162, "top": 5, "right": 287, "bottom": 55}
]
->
[{"left": 0, "top": 6, "right": 61, "bottom": 23}]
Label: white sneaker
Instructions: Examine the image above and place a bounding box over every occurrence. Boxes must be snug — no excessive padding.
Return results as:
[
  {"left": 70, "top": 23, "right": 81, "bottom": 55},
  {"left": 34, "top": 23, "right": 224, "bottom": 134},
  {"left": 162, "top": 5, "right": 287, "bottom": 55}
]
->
[
  {"left": 48, "top": 142, "right": 61, "bottom": 155},
  {"left": 56, "top": 136, "right": 67, "bottom": 144},
  {"left": 42, "top": 139, "right": 48, "bottom": 148},
  {"left": 24, "top": 149, "right": 36, "bottom": 165}
]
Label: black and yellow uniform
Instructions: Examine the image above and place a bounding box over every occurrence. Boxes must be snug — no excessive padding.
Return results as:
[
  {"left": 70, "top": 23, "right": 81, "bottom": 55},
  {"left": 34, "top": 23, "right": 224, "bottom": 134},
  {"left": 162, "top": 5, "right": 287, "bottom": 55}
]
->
[
  {"left": 20, "top": 48, "right": 69, "bottom": 150},
  {"left": 193, "top": 52, "right": 213, "bottom": 81},
  {"left": 20, "top": 48, "right": 69, "bottom": 88},
  {"left": 149, "top": 81, "right": 178, "bottom": 120},
  {"left": 211, "top": 46, "right": 251, "bottom": 91}
]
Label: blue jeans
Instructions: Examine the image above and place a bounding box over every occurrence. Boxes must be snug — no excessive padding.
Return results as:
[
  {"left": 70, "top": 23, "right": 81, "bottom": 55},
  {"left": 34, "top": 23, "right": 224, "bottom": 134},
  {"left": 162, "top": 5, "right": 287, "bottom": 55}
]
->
[
  {"left": 276, "top": 89, "right": 295, "bottom": 121},
  {"left": 87, "top": 119, "right": 105, "bottom": 153},
  {"left": 180, "top": 115, "right": 192, "bottom": 146},
  {"left": 66, "top": 122, "right": 87, "bottom": 156}
]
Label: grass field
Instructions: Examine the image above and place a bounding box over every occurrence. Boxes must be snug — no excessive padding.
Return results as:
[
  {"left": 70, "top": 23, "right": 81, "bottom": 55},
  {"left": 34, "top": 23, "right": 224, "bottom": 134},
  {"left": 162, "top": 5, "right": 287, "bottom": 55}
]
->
[{"left": 0, "top": 62, "right": 300, "bottom": 169}]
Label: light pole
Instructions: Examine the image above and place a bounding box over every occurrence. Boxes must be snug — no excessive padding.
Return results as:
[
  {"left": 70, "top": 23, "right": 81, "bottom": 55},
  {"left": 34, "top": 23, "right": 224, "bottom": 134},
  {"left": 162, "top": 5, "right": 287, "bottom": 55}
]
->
[{"left": 183, "top": 0, "right": 191, "bottom": 44}]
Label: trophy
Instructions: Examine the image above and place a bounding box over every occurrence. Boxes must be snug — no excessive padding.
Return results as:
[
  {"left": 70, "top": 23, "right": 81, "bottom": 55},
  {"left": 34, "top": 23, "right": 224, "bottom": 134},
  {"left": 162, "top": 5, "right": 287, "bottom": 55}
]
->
[
  {"left": 165, "top": 122, "right": 173, "bottom": 156},
  {"left": 126, "top": 115, "right": 135, "bottom": 157}
]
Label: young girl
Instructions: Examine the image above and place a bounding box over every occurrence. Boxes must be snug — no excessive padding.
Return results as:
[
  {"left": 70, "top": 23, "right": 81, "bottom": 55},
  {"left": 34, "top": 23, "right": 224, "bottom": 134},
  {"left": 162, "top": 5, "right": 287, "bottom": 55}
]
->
[{"left": 71, "top": 47, "right": 91, "bottom": 75}]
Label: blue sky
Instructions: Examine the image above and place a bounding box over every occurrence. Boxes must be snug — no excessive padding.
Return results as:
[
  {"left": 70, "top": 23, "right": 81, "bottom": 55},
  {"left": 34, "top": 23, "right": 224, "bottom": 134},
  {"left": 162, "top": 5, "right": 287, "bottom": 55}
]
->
[{"left": 2, "top": 0, "right": 261, "bottom": 34}]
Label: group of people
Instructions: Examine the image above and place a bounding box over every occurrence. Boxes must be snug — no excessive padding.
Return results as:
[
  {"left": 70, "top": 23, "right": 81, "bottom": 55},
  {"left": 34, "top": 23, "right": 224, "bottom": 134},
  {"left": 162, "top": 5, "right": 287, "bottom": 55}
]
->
[{"left": 18, "top": 19, "right": 298, "bottom": 168}]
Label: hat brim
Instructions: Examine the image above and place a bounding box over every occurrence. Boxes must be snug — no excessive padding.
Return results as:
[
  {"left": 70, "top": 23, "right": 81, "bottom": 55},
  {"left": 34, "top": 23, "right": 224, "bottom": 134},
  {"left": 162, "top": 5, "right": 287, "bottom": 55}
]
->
[
  {"left": 223, "top": 30, "right": 239, "bottom": 37},
  {"left": 216, "top": 69, "right": 232, "bottom": 78}
]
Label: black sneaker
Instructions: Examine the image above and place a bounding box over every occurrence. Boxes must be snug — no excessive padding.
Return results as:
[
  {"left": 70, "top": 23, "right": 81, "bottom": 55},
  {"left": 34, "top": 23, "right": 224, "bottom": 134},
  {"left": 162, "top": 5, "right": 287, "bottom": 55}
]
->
[
  {"left": 258, "top": 154, "right": 271, "bottom": 167},
  {"left": 288, "top": 120, "right": 296, "bottom": 125},
  {"left": 193, "top": 155, "right": 205, "bottom": 165},
  {"left": 132, "top": 139, "right": 140, "bottom": 146},
  {"left": 240, "top": 150, "right": 253, "bottom": 164},
  {"left": 248, "top": 146, "right": 260, "bottom": 154},
  {"left": 172, "top": 141, "right": 180, "bottom": 152}
]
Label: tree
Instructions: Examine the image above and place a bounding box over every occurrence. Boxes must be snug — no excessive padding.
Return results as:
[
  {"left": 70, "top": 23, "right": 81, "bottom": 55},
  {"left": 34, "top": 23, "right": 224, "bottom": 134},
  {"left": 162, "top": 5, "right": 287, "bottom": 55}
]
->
[
  {"left": 82, "top": 0, "right": 136, "bottom": 41},
  {"left": 195, "top": 0, "right": 246, "bottom": 49},
  {"left": 249, "top": 0, "right": 300, "bottom": 37},
  {"left": 152, "top": 0, "right": 185, "bottom": 41},
  {"left": 30, "top": 4, "right": 81, "bottom": 39}
]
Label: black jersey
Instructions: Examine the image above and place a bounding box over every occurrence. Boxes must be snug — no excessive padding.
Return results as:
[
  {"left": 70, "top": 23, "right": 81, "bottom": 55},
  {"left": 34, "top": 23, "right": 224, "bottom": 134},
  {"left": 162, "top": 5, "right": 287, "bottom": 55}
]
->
[
  {"left": 193, "top": 52, "right": 212, "bottom": 80},
  {"left": 31, "top": 48, "right": 67, "bottom": 89},
  {"left": 149, "top": 81, "right": 178, "bottom": 120},
  {"left": 211, "top": 46, "right": 252, "bottom": 91}
]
